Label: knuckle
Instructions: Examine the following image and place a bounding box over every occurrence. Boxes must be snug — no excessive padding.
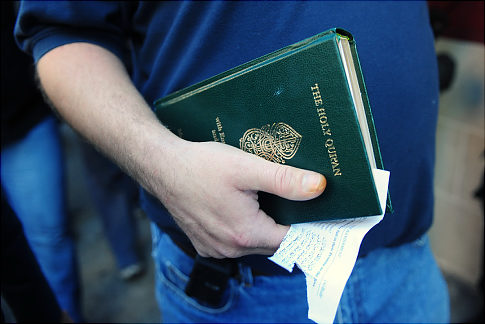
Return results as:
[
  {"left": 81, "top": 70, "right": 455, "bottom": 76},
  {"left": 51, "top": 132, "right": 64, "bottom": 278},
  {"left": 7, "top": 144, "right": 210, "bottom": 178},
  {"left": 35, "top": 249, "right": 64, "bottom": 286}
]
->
[
  {"left": 193, "top": 245, "right": 209, "bottom": 258},
  {"left": 224, "top": 249, "right": 241, "bottom": 259},
  {"left": 233, "top": 231, "right": 252, "bottom": 249},
  {"left": 195, "top": 246, "right": 224, "bottom": 259},
  {"left": 272, "top": 165, "right": 293, "bottom": 194},
  {"left": 215, "top": 232, "right": 253, "bottom": 259},
  {"left": 209, "top": 253, "right": 226, "bottom": 260},
  {"left": 216, "top": 245, "right": 240, "bottom": 259}
]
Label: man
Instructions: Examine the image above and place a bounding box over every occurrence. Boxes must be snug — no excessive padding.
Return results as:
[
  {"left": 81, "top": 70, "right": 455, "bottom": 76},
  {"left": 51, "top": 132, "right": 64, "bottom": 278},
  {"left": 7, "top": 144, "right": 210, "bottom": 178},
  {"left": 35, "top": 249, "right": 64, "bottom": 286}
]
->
[{"left": 15, "top": 1, "right": 449, "bottom": 322}]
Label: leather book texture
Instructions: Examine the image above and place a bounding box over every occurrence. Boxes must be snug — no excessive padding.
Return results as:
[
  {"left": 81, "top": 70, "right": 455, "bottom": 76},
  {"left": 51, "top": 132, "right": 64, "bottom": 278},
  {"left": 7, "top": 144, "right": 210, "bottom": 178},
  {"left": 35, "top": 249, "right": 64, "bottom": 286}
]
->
[{"left": 154, "top": 28, "right": 387, "bottom": 225}]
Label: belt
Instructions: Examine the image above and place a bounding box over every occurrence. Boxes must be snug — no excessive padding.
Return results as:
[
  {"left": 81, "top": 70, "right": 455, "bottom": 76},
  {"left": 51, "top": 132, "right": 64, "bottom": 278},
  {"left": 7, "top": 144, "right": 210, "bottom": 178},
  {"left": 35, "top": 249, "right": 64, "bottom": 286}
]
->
[
  {"left": 171, "top": 235, "right": 197, "bottom": 258},
  {"left": 169, "top": 233, "right": 300, "bottom": 277}
]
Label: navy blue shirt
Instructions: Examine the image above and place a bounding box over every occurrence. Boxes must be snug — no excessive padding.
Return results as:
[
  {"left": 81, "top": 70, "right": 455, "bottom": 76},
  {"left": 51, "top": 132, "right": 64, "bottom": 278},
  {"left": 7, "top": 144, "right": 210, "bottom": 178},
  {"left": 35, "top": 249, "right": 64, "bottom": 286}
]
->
[
  {"left": 15, "top": 1, "right": 439, "bottom": 258},
  {"left": 1, "top": 1, "right": 51, "bottom": 147}
]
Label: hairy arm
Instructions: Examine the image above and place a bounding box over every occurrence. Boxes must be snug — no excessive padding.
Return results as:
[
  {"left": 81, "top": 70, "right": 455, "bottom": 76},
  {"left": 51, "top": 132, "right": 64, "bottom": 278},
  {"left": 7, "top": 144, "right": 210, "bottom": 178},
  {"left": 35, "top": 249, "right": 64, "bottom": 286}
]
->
[{"left": 37, "top": 42, "right": 326, "bottom": 258}]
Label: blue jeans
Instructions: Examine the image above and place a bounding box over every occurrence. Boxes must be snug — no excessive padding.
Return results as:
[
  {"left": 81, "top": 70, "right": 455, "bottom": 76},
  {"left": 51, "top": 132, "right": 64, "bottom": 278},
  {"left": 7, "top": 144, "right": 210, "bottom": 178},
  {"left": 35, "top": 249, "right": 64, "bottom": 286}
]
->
[
  {"left": 151, "top": 225, "right": 450, "bottom": 323},
  {"left": 1, "top": 117, "right": 82, "bottom": 322},
  {"left": 80, "top": 141, "right": 140, "bottom": 269}
]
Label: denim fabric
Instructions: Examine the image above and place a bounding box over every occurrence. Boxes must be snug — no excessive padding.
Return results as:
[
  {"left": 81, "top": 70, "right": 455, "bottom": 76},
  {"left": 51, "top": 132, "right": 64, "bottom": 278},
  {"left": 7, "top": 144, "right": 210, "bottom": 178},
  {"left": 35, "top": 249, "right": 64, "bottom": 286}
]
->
[
  {"left": 80, "top": 141, "right": 140, "bottom": 269},
  {"left": 151, "top": 224, "right": 449, "bottom": 323},
  {"left": 1, "top": 117, "right": 82, "bottom": 322}
]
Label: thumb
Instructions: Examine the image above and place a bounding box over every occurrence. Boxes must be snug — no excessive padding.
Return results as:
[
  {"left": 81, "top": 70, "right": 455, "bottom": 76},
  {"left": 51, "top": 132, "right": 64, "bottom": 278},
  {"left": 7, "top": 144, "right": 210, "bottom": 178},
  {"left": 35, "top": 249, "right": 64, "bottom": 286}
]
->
[{"left": 244, "top": 157, "right": 326, "bottom": 201}]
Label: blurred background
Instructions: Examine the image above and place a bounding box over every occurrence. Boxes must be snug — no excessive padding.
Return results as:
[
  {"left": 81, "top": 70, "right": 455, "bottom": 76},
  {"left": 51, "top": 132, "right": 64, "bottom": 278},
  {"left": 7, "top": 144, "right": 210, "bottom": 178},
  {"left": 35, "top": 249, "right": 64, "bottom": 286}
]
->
[
  {"left": 427, "top": 1, "right": 484, "bottom": 323},
  {"left": 2, "top": 1, "right": 484, "bottom": 323},
  {"left": 59, "top": 125, "right": 160, "bottom": 323}
]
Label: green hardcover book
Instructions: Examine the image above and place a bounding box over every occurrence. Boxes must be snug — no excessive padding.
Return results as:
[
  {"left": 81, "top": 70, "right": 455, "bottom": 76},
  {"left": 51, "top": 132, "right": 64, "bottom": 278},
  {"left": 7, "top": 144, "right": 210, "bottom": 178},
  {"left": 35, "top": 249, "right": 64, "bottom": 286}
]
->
[{"left": 154, "top": 28, "right": 391, "bottom": 225}]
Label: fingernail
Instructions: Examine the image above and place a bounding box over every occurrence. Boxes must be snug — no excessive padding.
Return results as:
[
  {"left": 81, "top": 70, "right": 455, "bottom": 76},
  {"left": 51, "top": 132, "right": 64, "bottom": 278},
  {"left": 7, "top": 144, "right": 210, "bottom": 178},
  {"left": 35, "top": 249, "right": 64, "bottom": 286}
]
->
[{"left": 302, "top": 173, "right": 326, "bottom": 193}]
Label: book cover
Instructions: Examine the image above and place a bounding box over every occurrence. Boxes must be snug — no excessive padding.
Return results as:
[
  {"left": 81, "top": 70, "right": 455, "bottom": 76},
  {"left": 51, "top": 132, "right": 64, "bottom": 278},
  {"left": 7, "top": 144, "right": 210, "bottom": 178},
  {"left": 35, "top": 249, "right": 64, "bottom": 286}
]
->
[{"left": 154, "top": 28, "right": 389, "bottom": 225}]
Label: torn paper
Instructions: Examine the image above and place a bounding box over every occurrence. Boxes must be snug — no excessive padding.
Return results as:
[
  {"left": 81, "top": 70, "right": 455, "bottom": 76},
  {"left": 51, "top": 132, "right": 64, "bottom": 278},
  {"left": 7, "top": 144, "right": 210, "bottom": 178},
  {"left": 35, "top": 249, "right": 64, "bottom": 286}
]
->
[{"left": 269, "top": 169, "right": 390, "bottom": 324}]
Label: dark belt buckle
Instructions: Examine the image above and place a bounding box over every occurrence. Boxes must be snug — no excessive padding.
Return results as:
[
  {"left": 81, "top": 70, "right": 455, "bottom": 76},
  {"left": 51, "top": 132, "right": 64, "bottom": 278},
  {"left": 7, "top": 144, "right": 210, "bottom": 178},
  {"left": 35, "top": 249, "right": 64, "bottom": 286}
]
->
[{"left": 185, "top": 255, "right": 235, "bottom": 307}]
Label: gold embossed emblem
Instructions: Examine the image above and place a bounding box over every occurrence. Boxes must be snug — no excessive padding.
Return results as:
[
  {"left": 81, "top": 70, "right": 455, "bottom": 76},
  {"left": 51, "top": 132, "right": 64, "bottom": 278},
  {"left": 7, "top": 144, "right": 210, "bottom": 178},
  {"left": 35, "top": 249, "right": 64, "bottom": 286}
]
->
[{"left": 239, "top": 122, "right": 302, "bottom": 164}]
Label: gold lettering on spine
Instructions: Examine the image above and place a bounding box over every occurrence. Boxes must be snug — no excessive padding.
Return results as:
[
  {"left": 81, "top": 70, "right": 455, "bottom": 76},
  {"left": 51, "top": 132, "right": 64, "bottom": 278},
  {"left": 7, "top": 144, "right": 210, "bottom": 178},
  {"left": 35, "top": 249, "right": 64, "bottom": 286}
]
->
[{"left": 312, "top": 83, "right": 342, "bottom": 176}]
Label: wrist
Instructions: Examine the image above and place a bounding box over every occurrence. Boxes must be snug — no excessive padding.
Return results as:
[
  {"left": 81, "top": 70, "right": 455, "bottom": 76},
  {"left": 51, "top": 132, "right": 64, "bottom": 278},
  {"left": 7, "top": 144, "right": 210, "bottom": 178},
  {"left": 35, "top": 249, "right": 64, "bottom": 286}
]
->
[{"left": 128, "top": 122, "right": 189, "bottom": 201}]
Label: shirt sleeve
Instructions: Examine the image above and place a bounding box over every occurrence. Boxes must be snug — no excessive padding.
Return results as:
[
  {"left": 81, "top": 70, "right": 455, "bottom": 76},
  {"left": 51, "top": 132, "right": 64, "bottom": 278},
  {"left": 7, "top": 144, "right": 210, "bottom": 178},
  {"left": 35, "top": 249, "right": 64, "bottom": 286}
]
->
[{"left": 14, "top": 1, "right": 133, "bottom": 65}]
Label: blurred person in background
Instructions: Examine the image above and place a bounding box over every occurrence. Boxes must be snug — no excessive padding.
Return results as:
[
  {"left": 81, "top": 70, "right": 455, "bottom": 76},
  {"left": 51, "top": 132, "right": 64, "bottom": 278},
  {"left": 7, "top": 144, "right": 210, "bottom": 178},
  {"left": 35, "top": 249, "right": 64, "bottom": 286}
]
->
[
  {"left": 1, "top": 193, "right": 69, "bottom": 323},
  {"left": 79, "top": 142, "right": 144, "bottom": 280},
  {"left": 1, "top": 1, "right": 82, "bottom": 321},
  {"left": 2, "top": 1, "right": 144, "bottom": 321}
]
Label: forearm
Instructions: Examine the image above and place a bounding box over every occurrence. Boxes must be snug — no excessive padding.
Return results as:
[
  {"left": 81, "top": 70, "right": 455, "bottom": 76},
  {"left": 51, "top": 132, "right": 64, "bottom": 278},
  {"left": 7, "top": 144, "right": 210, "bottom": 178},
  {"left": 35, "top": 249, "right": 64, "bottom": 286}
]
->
[
  {"left": 36, "top": 42, "right": 179, "bottom": 197},
  {"left": 36, "top": 42, "right": 325, "bottom": 259}
]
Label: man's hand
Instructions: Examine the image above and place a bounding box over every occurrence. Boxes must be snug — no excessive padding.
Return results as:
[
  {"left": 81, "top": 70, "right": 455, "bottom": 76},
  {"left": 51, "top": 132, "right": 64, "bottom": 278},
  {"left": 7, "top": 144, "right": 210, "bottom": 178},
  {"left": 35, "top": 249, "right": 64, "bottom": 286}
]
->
[
  {"left": 37, "top": 42, "right": 326, "bottom": 259},
  {"left": 152, "top": 140, "right": 326, "bottom": 258}
]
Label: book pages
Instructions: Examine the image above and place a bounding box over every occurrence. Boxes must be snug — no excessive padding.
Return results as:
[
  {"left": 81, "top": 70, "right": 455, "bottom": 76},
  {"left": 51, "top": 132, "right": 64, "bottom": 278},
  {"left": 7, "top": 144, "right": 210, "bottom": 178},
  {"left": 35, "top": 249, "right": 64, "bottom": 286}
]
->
[{"left": 269, "top": 169, "right": 390, "bottom": 323}]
